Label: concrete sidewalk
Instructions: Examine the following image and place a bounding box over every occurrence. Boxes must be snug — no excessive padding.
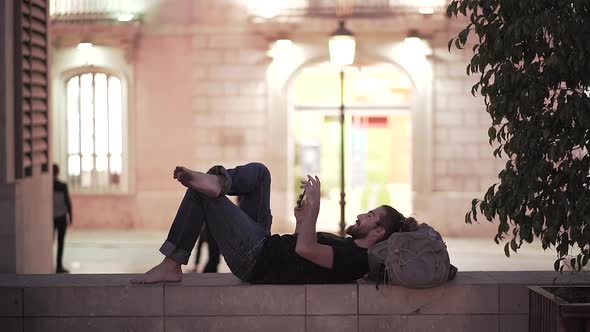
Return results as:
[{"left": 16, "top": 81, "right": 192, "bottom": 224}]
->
[{"left": 54, "top": 229, "right": 559, "bottom": 274}]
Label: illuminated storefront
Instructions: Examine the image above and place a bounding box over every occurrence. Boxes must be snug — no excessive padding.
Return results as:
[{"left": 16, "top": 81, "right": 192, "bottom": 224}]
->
[{"left": 292, "top": 63, "right": 413, "bottom": 232}]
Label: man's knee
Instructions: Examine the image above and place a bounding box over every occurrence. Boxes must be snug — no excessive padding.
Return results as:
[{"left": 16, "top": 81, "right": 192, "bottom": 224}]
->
[
  {"left": 249, "top": 162, "right": 271, "bottom": 181},
  {"left": 187, "top": 188, "right": 206, "bottom": 201}
]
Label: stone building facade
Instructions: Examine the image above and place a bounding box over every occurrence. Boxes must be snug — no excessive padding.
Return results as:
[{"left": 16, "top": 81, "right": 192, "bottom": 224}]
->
[{"left": 1, "top": 0, "right": 506, "bottom": 273}]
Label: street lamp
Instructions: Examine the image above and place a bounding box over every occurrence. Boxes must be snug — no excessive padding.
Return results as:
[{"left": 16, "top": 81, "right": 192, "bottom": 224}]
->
[
  {"left": 329, "top": 21, "right": 356, "bottom": 66},
  {"left": 329, "top": 20, "right": 355, "bottom": 236}
]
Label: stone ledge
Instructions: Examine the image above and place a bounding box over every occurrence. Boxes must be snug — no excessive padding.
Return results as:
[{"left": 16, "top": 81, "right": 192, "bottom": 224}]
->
[{"left": 0, "top": 271, "right": 587, "bottom": 332}]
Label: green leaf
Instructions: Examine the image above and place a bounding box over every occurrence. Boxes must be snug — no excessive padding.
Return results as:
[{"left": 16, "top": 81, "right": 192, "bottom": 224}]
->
[
  {"left": 446, "top": 1, "right": 458, "bottom": 18},
  {"left": 570, "top": 258, "right": 577, "bottom": 271},
  {"left": 510, "top": 238, "right": 518, "bottom": 253},
  {"left": 557, "top": 234, "right": 569, "bottom": 257},
  {"left": 455, "top": 38, "right": 463, "bottom": 50},
  {"left": 488, "top": 127, "right": 497, "bottom": 143},
  {"left": 471, "top": 199, "right": 478, "bottom": 221},
  {"left": 448, "top": 38, "right": 455, "bottom": 52},
  {"left": 465, "top": 211, "right": 472, "bottom": 224},
  {"left": 521, "top": 225, "right": 533, "bottom": 242},
  {"left": 445, "top": 2, "right": 454, "bottom": 18},
  {"left": 459, "top": 28, "right": 470, "bottom": 45},
  {"left": 554, "top": 258, "right": 564, "bottom": 271},
  {"left": 458, "top": 1, "right": 468, "bottom": 16}
]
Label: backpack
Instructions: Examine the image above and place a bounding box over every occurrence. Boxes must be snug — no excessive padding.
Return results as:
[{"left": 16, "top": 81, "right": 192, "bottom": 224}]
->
[{"left": 367, "top": 223, "right": 457, "bottom": 288}]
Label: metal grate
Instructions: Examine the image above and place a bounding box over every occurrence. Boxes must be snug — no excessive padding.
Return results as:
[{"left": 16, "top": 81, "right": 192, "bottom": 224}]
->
[{"left": 529, "top": 288, "right": 560, "bottom": 332}]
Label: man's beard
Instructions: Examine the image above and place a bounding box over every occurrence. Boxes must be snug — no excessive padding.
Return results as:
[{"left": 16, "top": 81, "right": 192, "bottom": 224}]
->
[{"left": 345, "top": 223, "right": 369, "bottom": 240}]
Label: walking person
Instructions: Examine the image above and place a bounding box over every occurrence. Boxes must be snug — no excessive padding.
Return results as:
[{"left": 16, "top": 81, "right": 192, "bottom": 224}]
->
[
  {"left": 53, "top": 164, "right": 73, "bottom": 273},
  {"left": 132, "top": 162, "right": 416, "bottom": 284}
]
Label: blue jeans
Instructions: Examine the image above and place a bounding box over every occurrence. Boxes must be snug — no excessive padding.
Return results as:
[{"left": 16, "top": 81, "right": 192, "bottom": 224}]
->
[{"left": 159, "top": 163, "right": 272, "bottom": 280}]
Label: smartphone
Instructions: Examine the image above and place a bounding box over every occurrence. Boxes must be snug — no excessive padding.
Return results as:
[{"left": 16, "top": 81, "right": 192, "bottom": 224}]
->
[{"left": 296, "top": 188, "right": 307, "bottom": 208}]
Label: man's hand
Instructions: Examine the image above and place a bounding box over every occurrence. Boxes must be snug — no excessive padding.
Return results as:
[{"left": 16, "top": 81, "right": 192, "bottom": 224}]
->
[
  {"left": 294, "top": 175, "right": 320, "bottom": 224},
  {"left": 294, "top": 175, "right": 333, "bottom": 269}
]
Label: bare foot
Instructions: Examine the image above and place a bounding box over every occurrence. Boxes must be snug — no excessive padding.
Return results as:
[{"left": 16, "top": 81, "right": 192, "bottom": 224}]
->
[
  {"left": 173, "top": 166, "right": 223, "bottom": 197},
  {"left": 131, "top": 257, "right": 182, "bottom": 284}
]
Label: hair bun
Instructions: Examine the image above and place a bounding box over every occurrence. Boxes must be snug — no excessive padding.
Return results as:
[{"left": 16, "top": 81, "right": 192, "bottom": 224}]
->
[{"left": 402, "top": 217, "right": 419, "bottom": 232}]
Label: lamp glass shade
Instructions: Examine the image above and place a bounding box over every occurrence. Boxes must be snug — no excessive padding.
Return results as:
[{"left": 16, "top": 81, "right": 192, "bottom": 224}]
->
[
  {"left": 117, "top": 13, "right": 134, "bottom": 22},
  {"left": 329, "top": 35, "right": 356, "bottom": 66},
  {"left": 77, "top": 42, "right": 93, "bottom": 50}
]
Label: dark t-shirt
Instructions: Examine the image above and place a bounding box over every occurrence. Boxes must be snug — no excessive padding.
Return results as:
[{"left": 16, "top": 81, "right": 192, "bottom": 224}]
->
[{"left": 247, "top": 232, "right": 368, "bottom": 284}]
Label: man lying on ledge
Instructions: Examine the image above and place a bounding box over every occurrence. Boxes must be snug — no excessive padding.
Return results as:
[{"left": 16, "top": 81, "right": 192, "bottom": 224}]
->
[{"left": 132, "top": 162, "right": 417, "bottom": 284}]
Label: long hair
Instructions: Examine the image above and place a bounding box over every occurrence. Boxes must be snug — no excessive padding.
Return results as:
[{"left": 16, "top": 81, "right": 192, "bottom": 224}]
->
[{"left": 377, "top": 205, "right": 419, "bottom": 241}]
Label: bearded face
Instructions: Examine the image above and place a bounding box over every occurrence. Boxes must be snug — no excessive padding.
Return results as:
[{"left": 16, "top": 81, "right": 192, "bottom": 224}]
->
[
  {"left": 345, "top": 221, "right": 372, "bottom": 239},
  {"left": 347, "top": 207, "right": 388, "bottom": 240}
]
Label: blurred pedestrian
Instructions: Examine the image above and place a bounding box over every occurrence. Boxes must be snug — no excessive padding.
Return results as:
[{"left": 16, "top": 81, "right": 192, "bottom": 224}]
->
[
  {"left": 193, "top": 224, "right": 221, "bottom": 273},
  {"left": 53, "top": 164, "right": 73, "bottom": 273}
]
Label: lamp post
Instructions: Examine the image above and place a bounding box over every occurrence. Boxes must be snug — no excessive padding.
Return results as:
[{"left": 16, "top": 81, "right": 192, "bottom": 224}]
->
[{"left": 329, "top": 20, "right": 355, "bottom": 236}]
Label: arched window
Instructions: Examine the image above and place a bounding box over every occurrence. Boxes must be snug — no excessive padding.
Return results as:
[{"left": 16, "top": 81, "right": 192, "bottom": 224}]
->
[{"left": 65, "top": 72, "right": 123, "bottom": 190}]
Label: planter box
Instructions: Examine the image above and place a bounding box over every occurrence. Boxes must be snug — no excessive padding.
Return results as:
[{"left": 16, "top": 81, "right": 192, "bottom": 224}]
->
[{"left": 529, "top": 286, "right": 590, "bottom": 332}]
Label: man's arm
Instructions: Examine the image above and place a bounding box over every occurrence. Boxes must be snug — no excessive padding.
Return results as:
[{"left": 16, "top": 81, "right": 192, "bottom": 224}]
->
[{"left": 294, "top": 176, "right": 334, "bottom": 269}]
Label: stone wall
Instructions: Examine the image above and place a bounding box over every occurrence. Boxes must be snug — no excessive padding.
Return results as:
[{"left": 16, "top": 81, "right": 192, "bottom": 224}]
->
[{"left": 51, "top": 0, "right": 508, "bottom": 238}]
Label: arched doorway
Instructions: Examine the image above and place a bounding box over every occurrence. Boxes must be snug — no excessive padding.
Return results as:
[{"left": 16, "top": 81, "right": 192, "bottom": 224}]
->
[{"left": 290, "top": 62, "right": 413, "bottom": 233}]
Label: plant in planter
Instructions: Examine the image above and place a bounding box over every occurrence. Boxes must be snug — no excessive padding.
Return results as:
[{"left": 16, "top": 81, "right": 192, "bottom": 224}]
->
[
  {"left": 446, "top": 0, "right": 590, "bottom": 272},
  {"left": 446, "top": 0, "right": 590, "bottom": 330}
]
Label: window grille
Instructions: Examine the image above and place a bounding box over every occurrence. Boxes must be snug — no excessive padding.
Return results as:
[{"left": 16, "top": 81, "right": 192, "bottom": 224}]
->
[{"left": 65, "top": 72, "right": 123, "bottom": 190}]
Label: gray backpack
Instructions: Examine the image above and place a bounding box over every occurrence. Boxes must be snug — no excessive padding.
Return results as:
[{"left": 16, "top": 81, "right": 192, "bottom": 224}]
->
[{"left": 367, "top": 223, "right": 456, "bottom": 288}]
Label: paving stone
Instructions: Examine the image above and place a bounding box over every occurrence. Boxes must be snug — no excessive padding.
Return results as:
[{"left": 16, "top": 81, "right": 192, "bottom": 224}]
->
[
  {"left": 23, "top": 286, "right": 163, "bottom": 316},
  {"left": 24, "top": 317, "right": 163, "bottom": 332},
  {"left": 500, "top": 284, "right": 529, "bottom": 314},
  {"left": 171, "top": 273, "right": 243, "bottom": 286},
  {"left": 487, "top": 271, "right": 583, "bottom": 284},
  {"left": 449, "top": 272, "right": 496, "bottom": 284},
  {"left": 0, "top": 288, "right": 22, "bottom": 316},
  {"left": 165, "top": 316, "right": 304, "bottom": 332},
  {"left": 0, "top": 274, "right": 157, "bottom": 287},
  {"left": 306, "top": 315, "right": 357, "bottom": 332},
  {"left": 499, "top": 314, "right": 528, "bottom": 332},
  {"left": 165, "top": 285, "right": 305, "bottom": 315},
  {"left": 306, "top": 284, "right": 357, "bottom": 315},
  {"left": 358, "top": 314, "right": 498, "bottom": 332},
  {"left": 359, "top": 284, "right": 498, "bottom": 314}
]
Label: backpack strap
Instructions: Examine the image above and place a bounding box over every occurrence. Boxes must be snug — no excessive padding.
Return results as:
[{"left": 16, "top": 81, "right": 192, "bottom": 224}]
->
[{"left": 448, "top": 264, "right": 458, "bottom": 280}]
